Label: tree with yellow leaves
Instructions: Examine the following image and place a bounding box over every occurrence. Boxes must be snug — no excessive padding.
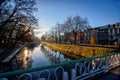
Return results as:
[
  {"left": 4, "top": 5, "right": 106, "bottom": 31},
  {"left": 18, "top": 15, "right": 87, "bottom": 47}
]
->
[{"left": 90, "top": 33, "right": 95, "bottom": 45}]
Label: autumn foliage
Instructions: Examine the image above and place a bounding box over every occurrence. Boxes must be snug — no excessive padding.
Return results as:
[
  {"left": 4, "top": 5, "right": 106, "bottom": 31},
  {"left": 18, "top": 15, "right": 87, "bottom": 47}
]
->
[{"left": 90, "top": 33, "right": 95, "bottom": 45}]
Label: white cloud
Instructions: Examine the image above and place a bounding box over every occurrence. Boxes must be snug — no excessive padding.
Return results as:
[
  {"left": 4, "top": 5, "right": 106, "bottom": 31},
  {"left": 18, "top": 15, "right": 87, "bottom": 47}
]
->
[{"left": 34, "top": 28, "right": 49, "bottom": 38}]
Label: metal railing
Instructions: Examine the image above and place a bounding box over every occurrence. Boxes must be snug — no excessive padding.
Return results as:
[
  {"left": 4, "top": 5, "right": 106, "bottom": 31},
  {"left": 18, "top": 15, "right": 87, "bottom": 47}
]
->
[{"left": 0, "top": 49, "right": 120, "bottom": 80}]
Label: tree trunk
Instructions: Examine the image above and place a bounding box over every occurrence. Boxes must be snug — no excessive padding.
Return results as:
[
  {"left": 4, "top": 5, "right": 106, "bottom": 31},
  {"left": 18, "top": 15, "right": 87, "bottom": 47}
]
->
[{"left": 74, "top": 32, "right": 77, "bottom": 45}]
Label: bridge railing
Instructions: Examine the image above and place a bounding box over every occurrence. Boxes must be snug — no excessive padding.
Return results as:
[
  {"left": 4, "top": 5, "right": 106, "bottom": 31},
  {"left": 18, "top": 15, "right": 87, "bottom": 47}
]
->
[{"left": 0, "top": 52, "right": 120, "bottom": 80}]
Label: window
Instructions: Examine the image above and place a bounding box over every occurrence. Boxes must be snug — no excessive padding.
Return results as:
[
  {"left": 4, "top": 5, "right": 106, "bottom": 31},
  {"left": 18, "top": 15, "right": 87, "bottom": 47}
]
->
[
  {"left": 110, "top": 35, "right": 113, "bottom": 39},
  {"left": 113, "top": 24, "right": 115, "bottom": 27},
  {"left": 119, "top": 28, "right": 120, "bottom": 33},
  {"left": 110, "top": 29, "right": 112, "bottom": 34},
  {"left": 115, "top": 28, "right": 117, "bottom": 34},
  {"left": 117, "top": 23, "right": 119, "bottom": 26},
  {"left": 108, "top": 25, "right": 110, "bottom": 28}
]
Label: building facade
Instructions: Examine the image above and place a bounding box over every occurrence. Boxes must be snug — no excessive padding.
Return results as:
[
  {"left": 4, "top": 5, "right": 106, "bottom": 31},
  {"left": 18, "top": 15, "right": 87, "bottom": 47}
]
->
[
  {"left": 98, "top": 25, "right": 109, "bottom": 45},
  {"left": 108, "top": 22, "right": 120, "bottom": 45},
  {"left": 83, "top": 22, "right": 120, "bottom": 45}
]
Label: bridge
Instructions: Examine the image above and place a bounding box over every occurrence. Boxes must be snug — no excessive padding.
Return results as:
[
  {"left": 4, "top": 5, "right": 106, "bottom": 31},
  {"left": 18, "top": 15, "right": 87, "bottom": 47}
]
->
[{"left": 0, "top": 47, "right": 120, "bottom": 80}]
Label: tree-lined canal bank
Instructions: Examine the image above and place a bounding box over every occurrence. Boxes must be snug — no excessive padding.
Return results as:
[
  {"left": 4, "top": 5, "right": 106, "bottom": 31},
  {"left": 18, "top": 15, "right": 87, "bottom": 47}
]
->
[{"left": 42, "top": 42, "right": 116, "bottom": 58}]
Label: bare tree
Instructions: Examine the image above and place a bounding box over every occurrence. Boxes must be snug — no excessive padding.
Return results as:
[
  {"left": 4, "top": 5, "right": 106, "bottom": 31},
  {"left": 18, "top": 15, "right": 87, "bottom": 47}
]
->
[
  {"left": 0, "top": 0, "right": 37, "bottom": 60},
  {"left": 47, "top": 15, "right": 90, "bottom": 45},
  {"left": 71, "top": 15, "right": 90, "bottom": 45},
  {"left": 56, "top": 23, "right": 62, "bottom": 43},
  {"left": 63, "top": 17, "right": 73, "bottom": 44}
]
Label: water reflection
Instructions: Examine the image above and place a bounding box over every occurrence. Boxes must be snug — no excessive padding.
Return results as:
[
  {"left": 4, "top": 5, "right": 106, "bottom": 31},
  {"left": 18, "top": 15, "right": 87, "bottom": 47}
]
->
[
  {"left": 17, "top": 47, "right": 33, "bottom": 69},
  {"left": 22, "top": 48, "right": 28, "bottom": 68},
  {"left": 17, "top": 44, "right": 71, "bottom": 68},
  {"left": 40, "top": 46, "right": 71, "bottom": 64}
]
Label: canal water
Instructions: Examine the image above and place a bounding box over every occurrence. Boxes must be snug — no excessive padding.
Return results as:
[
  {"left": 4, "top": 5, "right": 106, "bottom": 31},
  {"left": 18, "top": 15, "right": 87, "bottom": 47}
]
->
[{"left": 17, "top": 44, "right": 71, "bottom": 69}]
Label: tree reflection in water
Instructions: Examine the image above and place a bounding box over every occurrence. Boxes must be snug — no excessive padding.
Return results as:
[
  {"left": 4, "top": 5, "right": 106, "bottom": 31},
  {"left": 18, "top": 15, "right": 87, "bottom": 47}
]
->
[
  {"left": 17, "top": 44, "right": 71, "bottom": 69},
  {"left": 40, "top": 45, "right": 71, "bottom": 64},
  {"left": 22, "top": 47, "right": 28, "bottom": 68},
  {"left": 17, "top": 47, "right": 33, "bottom": 69}
]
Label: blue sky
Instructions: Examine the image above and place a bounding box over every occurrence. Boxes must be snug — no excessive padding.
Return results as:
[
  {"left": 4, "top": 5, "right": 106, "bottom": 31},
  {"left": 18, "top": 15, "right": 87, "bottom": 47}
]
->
[{"left": 35, "top": 0, "right": 120, "bottom": 31}]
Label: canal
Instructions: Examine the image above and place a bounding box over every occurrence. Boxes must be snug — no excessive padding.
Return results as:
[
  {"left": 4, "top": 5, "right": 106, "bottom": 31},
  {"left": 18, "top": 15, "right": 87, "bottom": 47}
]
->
[
  {"left": 1, "top": 43, "right": 120, "bottom": 80},
  {"left": 17, "top": 44, "right": 71, "bottom": 69}
]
